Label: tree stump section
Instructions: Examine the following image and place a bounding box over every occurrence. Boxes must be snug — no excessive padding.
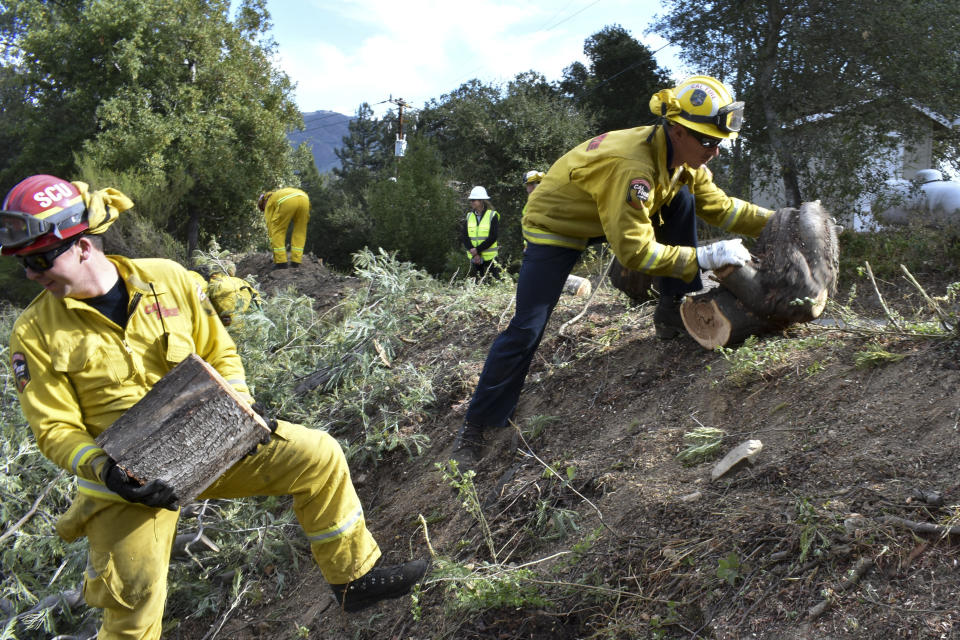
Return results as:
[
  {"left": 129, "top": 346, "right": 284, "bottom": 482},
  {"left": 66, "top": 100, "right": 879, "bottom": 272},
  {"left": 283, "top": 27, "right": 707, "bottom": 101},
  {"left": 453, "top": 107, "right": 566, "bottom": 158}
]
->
[
  {"left": 96, "top": 354, "right": 271, "bottom": 504},
  {"left": 681, "top": 201, "right": 840, "bottom": 349}
]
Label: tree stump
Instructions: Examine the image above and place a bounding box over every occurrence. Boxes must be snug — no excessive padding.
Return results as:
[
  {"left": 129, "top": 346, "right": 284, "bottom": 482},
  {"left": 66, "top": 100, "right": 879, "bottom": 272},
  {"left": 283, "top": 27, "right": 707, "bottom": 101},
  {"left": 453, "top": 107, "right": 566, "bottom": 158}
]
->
[
  {"left": 681, "top": 201, "right": 841, "bottom": 349},
  {"left": 96, "top": 354, "right": 271, "bottom": 504}
]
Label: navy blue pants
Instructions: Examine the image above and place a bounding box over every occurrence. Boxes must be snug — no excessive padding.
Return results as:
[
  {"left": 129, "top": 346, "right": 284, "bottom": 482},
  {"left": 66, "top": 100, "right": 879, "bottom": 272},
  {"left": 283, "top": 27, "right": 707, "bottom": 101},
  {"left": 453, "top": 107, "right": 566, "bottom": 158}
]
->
[{"left": 464, "top": 187, "right": 702, "bottom": 431}]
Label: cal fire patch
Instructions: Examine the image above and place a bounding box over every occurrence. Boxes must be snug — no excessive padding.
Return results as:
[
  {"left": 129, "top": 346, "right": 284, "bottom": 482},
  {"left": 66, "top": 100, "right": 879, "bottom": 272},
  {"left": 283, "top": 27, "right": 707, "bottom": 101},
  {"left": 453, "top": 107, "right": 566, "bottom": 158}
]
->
[
  {"left": 12, "top": 352, "right": 30, "bottom": 393},
  {"left": 626, "top": 178, "right": 652, "bottom": 210}
]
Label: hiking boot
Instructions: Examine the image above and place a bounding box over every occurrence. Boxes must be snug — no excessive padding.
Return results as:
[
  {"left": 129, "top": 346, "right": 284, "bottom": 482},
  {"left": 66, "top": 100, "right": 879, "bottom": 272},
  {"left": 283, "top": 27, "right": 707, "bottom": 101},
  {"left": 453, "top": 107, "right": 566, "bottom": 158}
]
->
[
  {"left": 654, "top": 295, "right": 687, "bottom": 340},
  {"left": 291, "top": 261, "right": 301, "bottom": 268},
  {"left": 272, "top": 262, "right": 288, "bottom": 270},
  {"left": 330, "top": 559, "right": 429, "bottom": 612},
  {"left": 450, "top": 422, "right": 486, "bottom": 470}
]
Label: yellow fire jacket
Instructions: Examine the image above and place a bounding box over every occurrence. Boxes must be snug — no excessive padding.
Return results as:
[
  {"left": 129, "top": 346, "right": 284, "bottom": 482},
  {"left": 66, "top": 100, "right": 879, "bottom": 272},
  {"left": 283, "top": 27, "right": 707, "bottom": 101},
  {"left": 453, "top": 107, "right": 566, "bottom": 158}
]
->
[
  {"left": 522, "top": 125, "right": 773, "bottom": 282},
  {"left": 9, "top": 256, "right": 251, "bottom": 498}
]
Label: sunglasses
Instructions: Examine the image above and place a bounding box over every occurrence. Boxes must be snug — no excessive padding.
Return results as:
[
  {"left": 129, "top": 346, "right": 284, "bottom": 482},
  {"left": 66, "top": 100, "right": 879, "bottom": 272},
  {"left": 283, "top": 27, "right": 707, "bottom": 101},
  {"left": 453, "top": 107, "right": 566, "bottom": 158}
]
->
[
  {"left": 16, "top": 237, "right": 79, "bottom": 272},
  {"left": 684, "top": 127, "right": 724, "bottom": 149}
]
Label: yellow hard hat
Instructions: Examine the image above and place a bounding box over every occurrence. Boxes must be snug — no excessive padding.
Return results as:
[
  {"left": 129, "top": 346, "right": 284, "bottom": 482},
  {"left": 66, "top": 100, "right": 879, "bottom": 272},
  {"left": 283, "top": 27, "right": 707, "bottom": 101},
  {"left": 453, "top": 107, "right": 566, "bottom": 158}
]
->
[
  {"left": 523, "top": 170, "right": 545, "bottom": 185},
  {"left": 649, "top": 75, "right": 744, "bottom": 140}
]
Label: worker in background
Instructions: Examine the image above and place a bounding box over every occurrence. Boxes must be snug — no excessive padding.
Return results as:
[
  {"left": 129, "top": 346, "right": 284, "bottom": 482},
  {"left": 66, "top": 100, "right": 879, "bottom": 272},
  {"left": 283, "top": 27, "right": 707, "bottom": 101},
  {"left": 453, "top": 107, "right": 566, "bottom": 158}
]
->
[
  {"left": 523, "top": 170, "right": 545, "bottom": 199},
  {"left": 2, "top": 175, "right": 427, "bottom": 639},
  {"left": 451, "top": 75, "right": 774, "bottom": 469},
  {"left": 257, "top": 187, "right": 310, "bottom": 269},
  {"left": 459, "top": 185, "right": 501, "bottom": 281}
]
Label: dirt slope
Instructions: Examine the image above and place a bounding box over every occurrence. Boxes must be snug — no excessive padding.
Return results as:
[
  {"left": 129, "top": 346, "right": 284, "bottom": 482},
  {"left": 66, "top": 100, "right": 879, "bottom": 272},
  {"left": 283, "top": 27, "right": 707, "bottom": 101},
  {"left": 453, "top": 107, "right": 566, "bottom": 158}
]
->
[{"left": 183, "top": 253, "right": 960, "bottom": 640}]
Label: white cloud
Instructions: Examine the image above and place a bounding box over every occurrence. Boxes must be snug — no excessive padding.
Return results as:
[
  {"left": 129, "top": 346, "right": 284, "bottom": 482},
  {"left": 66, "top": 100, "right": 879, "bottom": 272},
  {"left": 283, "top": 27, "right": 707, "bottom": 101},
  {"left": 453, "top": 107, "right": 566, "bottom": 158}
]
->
[{"left": 268, "top": 0, "right": 684, "bottom": 115}]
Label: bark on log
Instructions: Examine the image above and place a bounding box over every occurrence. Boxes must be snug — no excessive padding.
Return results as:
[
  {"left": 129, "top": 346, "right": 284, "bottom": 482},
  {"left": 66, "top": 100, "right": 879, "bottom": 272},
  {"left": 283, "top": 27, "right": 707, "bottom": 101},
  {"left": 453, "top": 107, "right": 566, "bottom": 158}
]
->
[
  {"left": 682, "top": 201, "right": 840, "bottom": 349},
  {"left": 96, "top": 354, "right": 271, "bottom": 504},
  {"left": 607, "top": 257, "right": 655, "bottom": 303}
]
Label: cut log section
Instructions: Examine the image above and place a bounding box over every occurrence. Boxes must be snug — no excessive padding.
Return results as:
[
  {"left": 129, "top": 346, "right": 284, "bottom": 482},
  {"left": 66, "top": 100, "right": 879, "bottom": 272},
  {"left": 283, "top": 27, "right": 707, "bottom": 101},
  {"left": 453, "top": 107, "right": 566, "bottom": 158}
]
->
[
  {"left": 682, "top": 201, "right": 841, "bottom": 349},
  {"left": 96, "top": 353, "right": 271, "bottom": 504}
]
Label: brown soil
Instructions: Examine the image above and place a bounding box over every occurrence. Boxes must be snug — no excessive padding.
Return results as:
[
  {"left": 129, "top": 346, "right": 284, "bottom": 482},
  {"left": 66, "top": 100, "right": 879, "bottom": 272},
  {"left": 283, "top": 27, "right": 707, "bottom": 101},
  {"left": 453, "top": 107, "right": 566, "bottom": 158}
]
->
[{"left": 178, "top": 253, "right": 960, "bottom": 640}]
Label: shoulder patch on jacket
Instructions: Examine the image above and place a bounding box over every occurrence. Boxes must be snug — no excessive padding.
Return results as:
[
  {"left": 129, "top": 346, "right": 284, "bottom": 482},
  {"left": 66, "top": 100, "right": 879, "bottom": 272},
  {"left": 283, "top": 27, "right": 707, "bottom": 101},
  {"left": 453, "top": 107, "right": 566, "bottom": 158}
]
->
[
  {"left": 12, "top": 352, "right": 30, "bottom": 392},
  {"left": 626, "top": 178, "right": 652, "bottom": 210}
]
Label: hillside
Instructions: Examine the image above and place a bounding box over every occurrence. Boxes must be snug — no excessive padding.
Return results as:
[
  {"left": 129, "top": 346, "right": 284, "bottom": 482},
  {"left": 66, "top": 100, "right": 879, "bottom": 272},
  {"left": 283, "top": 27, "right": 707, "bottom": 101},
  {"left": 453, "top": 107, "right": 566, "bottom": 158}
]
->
[
  {"left": 288, "top": 110, "right": 352, "bottom": 173},
  {"left": 170, "top": 250, "right": 960, "bottom": 640}
]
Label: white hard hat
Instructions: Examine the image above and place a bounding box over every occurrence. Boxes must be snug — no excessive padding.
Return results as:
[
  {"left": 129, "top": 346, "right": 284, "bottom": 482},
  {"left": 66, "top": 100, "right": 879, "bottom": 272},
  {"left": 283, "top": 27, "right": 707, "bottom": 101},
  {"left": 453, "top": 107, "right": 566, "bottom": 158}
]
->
[{"left": 468, "top": 186, "right": 489, "bottom": 200}]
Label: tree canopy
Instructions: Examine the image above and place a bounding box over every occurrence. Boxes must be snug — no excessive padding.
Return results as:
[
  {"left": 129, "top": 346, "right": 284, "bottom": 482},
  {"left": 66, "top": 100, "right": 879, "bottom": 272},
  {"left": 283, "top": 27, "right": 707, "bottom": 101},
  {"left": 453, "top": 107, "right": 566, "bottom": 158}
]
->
[
  {"left": 0, "top": 0, "right": 303, "bottom": 255},
  {"left": 653, "top": 0, "right": 960, "bottom": 210}
]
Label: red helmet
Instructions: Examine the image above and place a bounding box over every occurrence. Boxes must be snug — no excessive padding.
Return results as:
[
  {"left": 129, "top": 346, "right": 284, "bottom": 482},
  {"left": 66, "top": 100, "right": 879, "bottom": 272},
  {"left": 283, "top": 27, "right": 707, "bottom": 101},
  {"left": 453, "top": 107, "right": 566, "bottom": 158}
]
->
[{"left": 0, "top": 175, "right": 88, "bottom": 255}]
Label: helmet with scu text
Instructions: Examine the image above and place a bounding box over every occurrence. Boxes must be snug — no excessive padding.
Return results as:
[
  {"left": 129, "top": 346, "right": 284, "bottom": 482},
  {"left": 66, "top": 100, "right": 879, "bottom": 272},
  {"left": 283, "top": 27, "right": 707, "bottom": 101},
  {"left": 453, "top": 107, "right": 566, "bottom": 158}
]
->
[{"left": 0, "top": 175, "right": 88, "bottom": 255}]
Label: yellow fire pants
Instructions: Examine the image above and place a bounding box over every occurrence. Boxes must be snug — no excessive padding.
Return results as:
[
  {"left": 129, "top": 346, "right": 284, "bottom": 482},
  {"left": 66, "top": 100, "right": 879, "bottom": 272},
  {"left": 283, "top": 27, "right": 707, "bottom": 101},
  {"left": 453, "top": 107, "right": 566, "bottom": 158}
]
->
[
  {"left": 56, "top": 421, "right": 380, "bottom": 640},
  {"left": 265, "top": 197, "right": 310, "bottom": 265}
]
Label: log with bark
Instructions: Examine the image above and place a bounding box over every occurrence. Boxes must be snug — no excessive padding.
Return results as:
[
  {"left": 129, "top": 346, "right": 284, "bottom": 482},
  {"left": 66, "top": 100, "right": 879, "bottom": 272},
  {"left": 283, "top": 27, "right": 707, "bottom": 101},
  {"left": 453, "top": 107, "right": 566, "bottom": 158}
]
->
[
  {"left": 681, "top": 201, "right": 841, "bottom": 349},
  {"left": 95, "top": 354, "right": 271, "bottom": 505}
]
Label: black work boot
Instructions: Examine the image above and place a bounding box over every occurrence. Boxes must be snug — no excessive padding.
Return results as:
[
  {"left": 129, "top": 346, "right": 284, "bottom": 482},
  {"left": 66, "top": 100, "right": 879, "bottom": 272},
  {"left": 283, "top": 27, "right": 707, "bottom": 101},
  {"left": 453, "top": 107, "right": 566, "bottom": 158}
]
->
[
  {"left": 450, "top": 422, "right": 486, "bottom": 471},
  {"left": 654, "top": 295, "right": 687, "bottom": 340},
  {"left": 330, "top": 559, "right": 429, "bottom": 612},
  {"left": 272, "top": 262, "right": 288, "bottom": 270}
]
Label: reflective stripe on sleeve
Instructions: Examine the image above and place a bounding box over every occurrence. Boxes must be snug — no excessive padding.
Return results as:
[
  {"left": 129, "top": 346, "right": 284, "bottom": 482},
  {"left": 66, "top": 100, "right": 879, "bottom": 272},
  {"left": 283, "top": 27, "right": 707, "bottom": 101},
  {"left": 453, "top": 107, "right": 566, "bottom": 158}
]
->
[
  {"left": 719, "top": 199, "right": 746, "bottom": 231},
  {"left": 305, "top": 507, "right": 364, "bottom": 544},
  {"left": 70, "top": 444, "right": 106, "bottom": 475},
  {"left": 77, "top": 478, "right": 126, "bottom": 502}
]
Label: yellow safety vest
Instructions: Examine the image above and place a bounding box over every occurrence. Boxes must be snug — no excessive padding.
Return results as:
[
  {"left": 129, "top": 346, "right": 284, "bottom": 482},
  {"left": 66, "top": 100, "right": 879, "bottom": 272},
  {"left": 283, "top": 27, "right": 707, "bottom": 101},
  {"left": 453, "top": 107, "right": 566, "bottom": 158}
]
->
[{"left": 466, "top": 209, "right": 499, "bottom": 261}]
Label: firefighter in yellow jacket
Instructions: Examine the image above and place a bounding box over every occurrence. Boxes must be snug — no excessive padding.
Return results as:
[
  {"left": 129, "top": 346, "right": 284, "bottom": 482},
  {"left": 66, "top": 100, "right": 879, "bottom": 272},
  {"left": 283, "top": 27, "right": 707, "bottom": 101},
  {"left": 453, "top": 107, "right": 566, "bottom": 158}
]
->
[
  {"left": 1, "top": 175, "right": 426, "bottom": 639},
  {"left": 257, "top": 187, "right": 310, "bottom": 269},
  {"left": 451, "top": 75, "right": 775, "bottom": 468}
]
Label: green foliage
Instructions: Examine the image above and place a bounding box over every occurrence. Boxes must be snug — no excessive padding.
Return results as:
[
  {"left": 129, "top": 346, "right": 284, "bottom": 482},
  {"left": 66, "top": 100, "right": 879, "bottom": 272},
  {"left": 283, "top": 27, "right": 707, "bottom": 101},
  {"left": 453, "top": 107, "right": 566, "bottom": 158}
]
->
[
  {"left": 439, "top": 461, "right": 497, "bottom": 561},
  {"left": 559, "top": 24, "right": 673, "bottom": 133},
  {"left": 839, "top": 227, "right": 960, "bottom": 285},
  {"left": 715, "top": 551, "right": 742, "bottom": 586},
  {"left": 654, "top": 0, "right": 960, "bottom": 210},
  {"left": 795, "top": 497, "right": 838, "bottom": 563},
  {"left": 367, "top": 138, "right": 461, "bottom": 275},
  {"left": 676, "top": 426, "right": 727, "bottom": 466},
  {"left": 417, "top": 73, "right": 595, "bottom": 267},
  {"left": 0, "top": 0, "right": 304, "bottom": 254},
  {"left": 426, "top": 556, "right": 549, "bottom": 617},
  {"left": 854, "top": 346, "right": 906, "bottom": 369},
  {"left": 716, "top": 335, "right": 828, "bottom": 387}
]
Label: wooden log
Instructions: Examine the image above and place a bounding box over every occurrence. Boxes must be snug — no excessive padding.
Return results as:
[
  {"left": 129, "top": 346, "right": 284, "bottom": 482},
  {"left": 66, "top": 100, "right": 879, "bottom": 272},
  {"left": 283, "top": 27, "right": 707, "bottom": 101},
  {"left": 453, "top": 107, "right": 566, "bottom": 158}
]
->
[
  {"left": 682, "top": 201, "right": 840, "bottom": 349},
  {"left": 563, "top": 274, "right": 592, "bottom": 297},
  {"left": 607, "top": 257, "right": 655, "bottom": 303},
  {"left": 96, "top": 353, "right": 271, "bottom": 505}
]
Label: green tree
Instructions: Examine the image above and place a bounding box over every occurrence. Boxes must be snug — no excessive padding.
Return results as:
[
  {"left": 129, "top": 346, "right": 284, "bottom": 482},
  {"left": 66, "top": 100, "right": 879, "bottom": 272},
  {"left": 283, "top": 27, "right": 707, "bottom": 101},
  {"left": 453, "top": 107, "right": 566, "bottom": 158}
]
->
[
  {"left": 560, "top": 25, "right": 673, "bottom": 133},
  {"left": 0, "top": 0, "right": 303, "bottom": 255},
  {"left": 417, "top": 73, "right": 593, "bottom": 268},
  {"left": 653, "top": 0, "right": 960, "bottom": 211},
  {"left": 367, "top": 137, "right": 460, "bottom": 275},
  {"left": 334, "top": 102, "right": 392, "bottom": 212}
]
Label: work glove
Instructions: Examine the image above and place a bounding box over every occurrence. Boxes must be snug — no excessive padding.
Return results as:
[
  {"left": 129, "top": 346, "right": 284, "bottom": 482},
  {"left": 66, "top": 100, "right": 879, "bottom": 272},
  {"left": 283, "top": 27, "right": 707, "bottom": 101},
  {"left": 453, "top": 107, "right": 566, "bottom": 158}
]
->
[
  {"left": 101, "top": 458, "right": 179, "bottom": 511},
  {"left": 244, "top": 402, "right": 280, "bottom": 457},
  {"left": 695, "top": 239, "right": 752, "bottom": 271}
]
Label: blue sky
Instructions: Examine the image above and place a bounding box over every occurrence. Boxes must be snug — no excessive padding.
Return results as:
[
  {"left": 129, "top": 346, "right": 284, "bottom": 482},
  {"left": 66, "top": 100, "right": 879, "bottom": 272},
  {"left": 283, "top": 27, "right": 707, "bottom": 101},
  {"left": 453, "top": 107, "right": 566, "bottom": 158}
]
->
[{"left": 263, "top": 0, "right": 688, "bottom": 117}]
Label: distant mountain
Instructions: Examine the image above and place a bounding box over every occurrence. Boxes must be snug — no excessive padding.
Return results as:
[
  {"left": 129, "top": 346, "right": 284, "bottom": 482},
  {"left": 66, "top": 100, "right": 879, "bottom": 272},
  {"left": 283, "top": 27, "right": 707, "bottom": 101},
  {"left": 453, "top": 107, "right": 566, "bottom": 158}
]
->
[{"left": 288, "top": 110, "right": 353, "bottom": 174}]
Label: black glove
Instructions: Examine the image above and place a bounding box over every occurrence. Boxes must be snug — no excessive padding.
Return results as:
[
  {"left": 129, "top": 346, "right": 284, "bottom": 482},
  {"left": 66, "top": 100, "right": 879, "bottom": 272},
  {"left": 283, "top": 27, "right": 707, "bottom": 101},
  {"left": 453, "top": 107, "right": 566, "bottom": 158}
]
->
[
  {"left": 102, "top": 459, "right": 179, "bottom": 511},
  {"left": 245, "top": 402, "right": 279, "bottom": 457}
]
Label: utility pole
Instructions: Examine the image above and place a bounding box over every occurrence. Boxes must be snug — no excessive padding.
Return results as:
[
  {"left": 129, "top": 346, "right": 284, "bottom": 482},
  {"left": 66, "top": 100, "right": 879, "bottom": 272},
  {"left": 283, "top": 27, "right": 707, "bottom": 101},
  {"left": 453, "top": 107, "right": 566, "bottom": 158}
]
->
[{"left": 388, "top": 96, "right": 410, "bottom": 179}]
